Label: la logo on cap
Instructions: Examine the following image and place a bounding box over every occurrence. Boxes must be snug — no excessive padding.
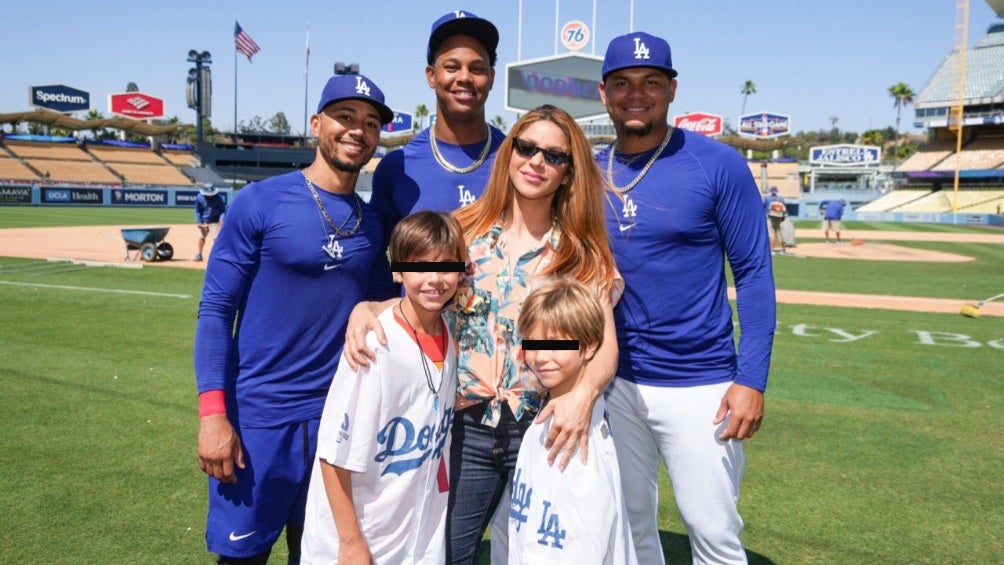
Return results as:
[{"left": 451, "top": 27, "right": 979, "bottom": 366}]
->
[
  {"left": 633, "top": 37, "right": 650, "bottom": 60},
  {"left": 453, "top": 10, "right": 468, "bottom": 18},
  {"left": 354, "top": 76, "right": 371, "bottom": 97}
]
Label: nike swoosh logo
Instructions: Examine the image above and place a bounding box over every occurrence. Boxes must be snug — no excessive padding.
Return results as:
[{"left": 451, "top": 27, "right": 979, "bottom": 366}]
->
[
  {"left": 324, "top": 263, "right": 340, "bottom": 271},
  {"left": 229, "top": 530, "right": 256, "bottom": 541},
  {"left": 619, "top": 223, "right": 636, "bottom": 232}
]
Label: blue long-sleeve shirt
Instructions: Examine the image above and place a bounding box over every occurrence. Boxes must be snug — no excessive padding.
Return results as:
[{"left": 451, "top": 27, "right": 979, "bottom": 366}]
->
[
  {"left": 193, "top": 171, "right": 394, "bottom": 427},
  {"left": 370, "top": 127, "right": 506, "bottom": 236},
  {"left": 599, "top": 129, "right": 776, "bottom": 392},
  {"left": 194, "top": 193, "right": 226, "bottom": 224}
]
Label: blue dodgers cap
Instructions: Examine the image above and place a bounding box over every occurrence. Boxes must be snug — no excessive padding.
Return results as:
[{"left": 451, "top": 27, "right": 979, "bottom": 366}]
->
[
  {"left": 601, "top": 31, "right": 678, "bottom": 80},
  {"left": 427, "top": 10, "right": 499, "bottom": 67},
  {"left": 316, "top": 74, "right": 394, "bottom": 125}
]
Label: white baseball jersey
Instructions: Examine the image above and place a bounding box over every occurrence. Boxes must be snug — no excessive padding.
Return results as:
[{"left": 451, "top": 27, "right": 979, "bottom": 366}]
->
[
  {"left": 507, "top": 397, "right": 637, "bottom": 564},
  {"left": 301, "top": 308, "right": 457, "bottom": 564}
]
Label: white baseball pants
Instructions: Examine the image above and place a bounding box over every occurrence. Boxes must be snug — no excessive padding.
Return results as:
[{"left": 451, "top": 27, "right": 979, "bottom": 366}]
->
[{"left": 605, "top": 378, "right": 747, "bottom": 565}]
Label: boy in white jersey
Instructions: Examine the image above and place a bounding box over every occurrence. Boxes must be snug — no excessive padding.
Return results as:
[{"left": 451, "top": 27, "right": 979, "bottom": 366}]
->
[
  {"left": 301, "top": 211, "right": 467, "bottom": 564},
  {"left": 509, "top": 279, "right": 637, "bottom": 564}
]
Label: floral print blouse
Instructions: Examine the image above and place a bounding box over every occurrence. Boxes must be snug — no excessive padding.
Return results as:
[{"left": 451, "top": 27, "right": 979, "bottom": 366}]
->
[
  {"left": 448, "top": 221, "right": 558, "bottom": 427},
  {"left": 448, "top": 220, "right": 623, "bottom": 428}
]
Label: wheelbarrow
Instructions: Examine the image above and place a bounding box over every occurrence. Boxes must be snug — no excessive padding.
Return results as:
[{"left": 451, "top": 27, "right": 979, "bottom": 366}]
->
[{"left": 121, "top": 227, "right": 174, "bottom": 262}]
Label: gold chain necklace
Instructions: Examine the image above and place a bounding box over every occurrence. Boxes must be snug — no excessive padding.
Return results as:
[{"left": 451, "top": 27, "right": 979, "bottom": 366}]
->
[
  {"left": 430, "top": 124, "right": 492, "bottom": 174},
  {"left": 606, "top": 128, "right": 673, "bottom": 194},
  {"left": 302, "top": 171, "right": 362, "bottom": 238}
]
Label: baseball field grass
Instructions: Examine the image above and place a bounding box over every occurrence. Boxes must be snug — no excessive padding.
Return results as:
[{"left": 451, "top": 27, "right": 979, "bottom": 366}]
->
[{"left": 0, "top": 208, "right": 1001, "bottom": 563}]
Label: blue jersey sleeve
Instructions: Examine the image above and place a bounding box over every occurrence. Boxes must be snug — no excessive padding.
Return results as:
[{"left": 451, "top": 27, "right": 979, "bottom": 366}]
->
[
  {"left": 193, "top": 186, "right": 267, "bottom": 393},
  {"left": 715, "top": 153, "right": 776, "bottom": 392},
  {"left": 370, "top": 149, "right": 406, "bottom": 239}
]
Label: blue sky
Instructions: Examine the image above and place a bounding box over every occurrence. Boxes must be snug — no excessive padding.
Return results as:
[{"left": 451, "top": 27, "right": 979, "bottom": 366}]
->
[{"left": 2, "top": 1, "right": 1000, "bottom": 136}]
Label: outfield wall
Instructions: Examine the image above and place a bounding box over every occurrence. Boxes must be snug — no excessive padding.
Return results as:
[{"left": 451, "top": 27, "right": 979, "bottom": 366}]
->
[
  {"left": 0, "top": 184, "right": 230, "bottom": 208},
  {"left": 848, "top": 210, "right": 1004, "bottom": 227}
]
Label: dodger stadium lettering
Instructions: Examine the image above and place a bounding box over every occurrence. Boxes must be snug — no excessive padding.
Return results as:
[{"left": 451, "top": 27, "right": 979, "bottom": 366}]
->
[{"left": 374, "top": 407, "right": 453, "bottom": 476}]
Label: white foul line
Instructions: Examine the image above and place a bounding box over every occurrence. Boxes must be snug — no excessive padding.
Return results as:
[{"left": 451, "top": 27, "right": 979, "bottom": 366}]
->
[{"left": 0, "top": 280, "right": 191, "bottom": 299}]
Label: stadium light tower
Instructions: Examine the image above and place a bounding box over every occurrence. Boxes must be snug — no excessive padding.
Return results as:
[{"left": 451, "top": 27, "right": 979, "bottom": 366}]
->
[
  {"left": 333, "top": 62, "right": 359, "bottom": 75},
  {"left": 186, "top": 50, "right": 212, "bottom": 143}
]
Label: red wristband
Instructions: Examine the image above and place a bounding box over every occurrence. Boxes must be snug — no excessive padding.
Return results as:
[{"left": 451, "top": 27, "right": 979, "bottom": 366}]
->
[{"left": 198, "top": 390, "right": 227, "bottom": 418}]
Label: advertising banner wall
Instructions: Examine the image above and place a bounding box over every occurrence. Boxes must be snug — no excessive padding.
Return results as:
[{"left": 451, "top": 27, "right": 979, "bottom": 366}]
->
[{"left": 30, "top": 84, "right": 90, "bottom": 113}]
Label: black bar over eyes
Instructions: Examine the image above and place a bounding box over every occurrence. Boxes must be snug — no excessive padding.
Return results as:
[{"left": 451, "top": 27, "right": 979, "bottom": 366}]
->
[
  {"left": 391, "top": 261, "right": 466, "bottom": 273},
  {"left": 512, "top": 137, "right": 572, "bottom": 166},
  {"left": 521, "top": 339, "right": 580, "bottom": 350}
]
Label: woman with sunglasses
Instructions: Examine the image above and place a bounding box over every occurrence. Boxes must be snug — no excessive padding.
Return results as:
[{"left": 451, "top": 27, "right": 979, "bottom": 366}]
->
[
  {"left": 341, "top": 104, "right": 621, "bottom": 563},
  {"left": 445, "top": 104, "right": 622, "bottom": 563}
]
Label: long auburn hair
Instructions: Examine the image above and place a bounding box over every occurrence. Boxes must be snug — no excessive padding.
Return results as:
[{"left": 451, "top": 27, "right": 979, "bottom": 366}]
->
[{"left": 453, "top": 104, "right": 617, "bottom": 293}]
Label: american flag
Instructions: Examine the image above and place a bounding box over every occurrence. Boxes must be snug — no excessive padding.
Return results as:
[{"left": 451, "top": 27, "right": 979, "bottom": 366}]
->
[{"left": 234, "top": 21, "right": 260, "bottom": 62}]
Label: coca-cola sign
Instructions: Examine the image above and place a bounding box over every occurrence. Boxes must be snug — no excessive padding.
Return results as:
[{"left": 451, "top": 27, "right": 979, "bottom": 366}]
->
[{"left": 673, "top": 112, "right": 723, "bottom": 137}]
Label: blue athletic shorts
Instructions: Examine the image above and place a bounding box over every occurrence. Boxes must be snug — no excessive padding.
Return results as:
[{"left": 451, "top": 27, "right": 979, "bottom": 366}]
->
[{"left": 206, "top": 419, "right": 319, "bottom": 558}]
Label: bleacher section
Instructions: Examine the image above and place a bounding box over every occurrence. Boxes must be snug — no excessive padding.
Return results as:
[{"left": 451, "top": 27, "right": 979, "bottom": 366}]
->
[
  {"left": 87, "top": 145, "right": 164, "bottom": 164},
  {"left": 87, "top": 144, "right": 194, "bottom": 186},
  {"left": 856, "top": 189, "right": 933, "bottom": 211},
  {"left": 4, "top": 141, "right": 120, "bottom": 184},
  {"left": 896, "top": 138, "right": 955, "bottom": 171},
  {"left": 952, "top": 189, "right": 1004, "bottom": 211},
  {"left": 856, "top": 188, "right": 1004, "bottom": 213},
  {"left": 0, "top": 141, "right": 201, "bottom": 186},
  {"left": 161, "top": 150, "right": 197, "bottom": 167},
  {"left": 895, "top": 190, "right": 957, "bottom": 212},
  {"left": 0, "top": 155, "right": 39, "bottom": 181},
  {"left": 747, "top": 161, "right": 801, "bottom": 197},
  {"left": 964, "top": 195, "right": 1004, "bottom": 213},
  {"left": 105, "top": 163, "right": 192, "bottom": 185},
  {"left": 932, "top": 137, "right": 1004, "bottom": 171}
]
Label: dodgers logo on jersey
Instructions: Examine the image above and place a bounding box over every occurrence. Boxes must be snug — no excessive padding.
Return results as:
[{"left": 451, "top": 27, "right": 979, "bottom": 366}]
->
[
  {"left": 354, "top": 76, "right": 371, "bottom": 97},
  {"left": 338, "top": 413, "right": 350, "bottom": 442},
  {"left": 622, "top": 195, "right": 637, "bottom": 219},
  {"left": 323, "top": 235, "right": 344, "bottom": 259},
  {"left": 457, "top": 184, "right": 476, "bottom": 207},
  {"left": 509, "top": 468, "right": 532, "bottom": 533},
  {"left": 322, "top": 235, "right": 344, "bottom": 271},
  {"left": 633, "top": 37, "right": 650, "bottom": 60},
  {"left": 536, "top": 500, "right": 567, "bottom": 549},
  {"left": 374, "top": 407, "right": 454, "bottom": 476}
]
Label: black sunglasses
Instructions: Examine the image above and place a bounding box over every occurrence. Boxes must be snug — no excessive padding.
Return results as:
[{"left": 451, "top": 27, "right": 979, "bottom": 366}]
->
[{"left": 512, "top": 137, "right": 572, "bottom": 166}]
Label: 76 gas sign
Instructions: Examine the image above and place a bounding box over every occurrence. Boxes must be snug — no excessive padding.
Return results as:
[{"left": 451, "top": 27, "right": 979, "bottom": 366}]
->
[{"left": 560, "top": 21, "right": 590, "bottom": 52}]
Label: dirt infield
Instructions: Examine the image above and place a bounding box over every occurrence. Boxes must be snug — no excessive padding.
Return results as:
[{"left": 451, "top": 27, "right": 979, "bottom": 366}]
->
[
  {"left": 0, "top": 224, "right": 212, "bottom": 268},
  {"left": 1, "top": 224, "right": 1002, "bottom": 316}
]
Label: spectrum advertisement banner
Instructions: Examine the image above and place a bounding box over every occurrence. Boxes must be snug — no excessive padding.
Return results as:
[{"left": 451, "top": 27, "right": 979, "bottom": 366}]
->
[{"left": 30, "top": 84, "right": 90, "bottom": 113}]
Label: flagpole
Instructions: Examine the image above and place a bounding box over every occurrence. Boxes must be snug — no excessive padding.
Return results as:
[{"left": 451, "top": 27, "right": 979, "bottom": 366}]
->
[
  {"left": 234, "top": 18, "right": 238, "bottom": 139},
  {"left": 233, "top": 18, "right": 238, "bottom": 190},
  {"left": 303, "top": 24, "right": 310, "bottom": 139}
]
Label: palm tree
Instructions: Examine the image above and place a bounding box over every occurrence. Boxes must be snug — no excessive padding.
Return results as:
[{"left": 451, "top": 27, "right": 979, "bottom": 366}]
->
[
  {"left": 85, "top": 109, "right": 104, "bottom": 140},
  {"left": 490, "top": 115, "right": 507, "bottom": 132},
  {"left": 414, "top": 104, "right": 429, "bottom": 131},
  {"left": 860, "top": 129, "right": 884, "bottom": 147},
  {"left": 888, "top": 82, "right": 915, "bottom": 165},
  {"left": 740, "top": 80, "right": 756, "bottom": 116}
]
